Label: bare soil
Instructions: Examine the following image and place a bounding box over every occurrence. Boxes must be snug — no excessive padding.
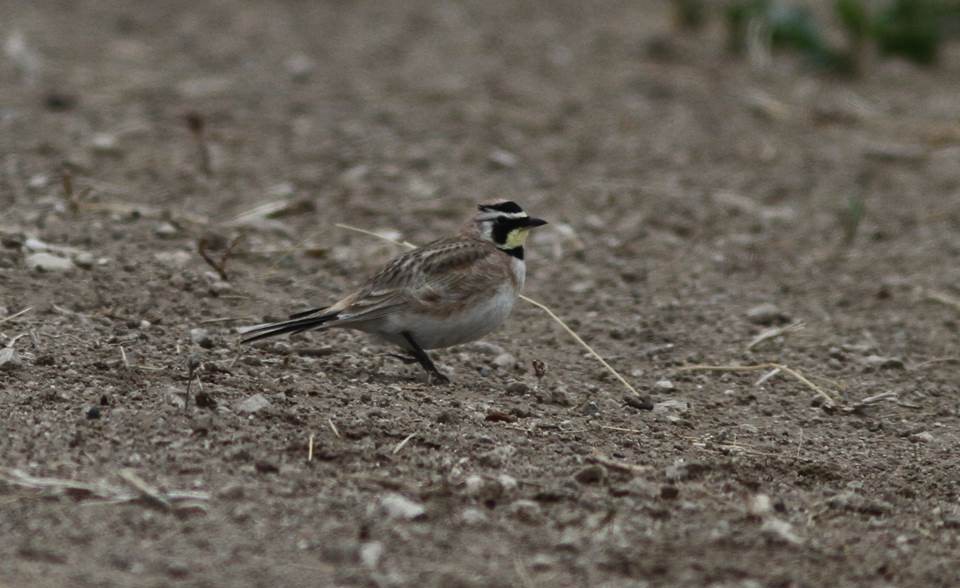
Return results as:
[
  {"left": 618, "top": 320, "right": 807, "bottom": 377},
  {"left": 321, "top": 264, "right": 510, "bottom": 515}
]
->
[{"left": 3, "top": 1, "right": 960, "bottom": 586}]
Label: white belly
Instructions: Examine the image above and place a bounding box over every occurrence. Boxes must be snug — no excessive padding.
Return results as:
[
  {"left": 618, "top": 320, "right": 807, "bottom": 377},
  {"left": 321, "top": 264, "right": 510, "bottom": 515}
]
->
[
  {"left": 353, "top": 256, "right": 525, "bottom": 351},
  {"left": 364, "top": 284, "right": 519, "bottom": 350}
]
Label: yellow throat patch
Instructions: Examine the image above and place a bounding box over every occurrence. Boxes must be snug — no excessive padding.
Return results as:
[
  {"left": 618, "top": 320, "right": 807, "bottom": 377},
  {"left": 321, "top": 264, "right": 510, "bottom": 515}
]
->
[{"left": 504, "top": 228, "right": 530, "bottom": 249}]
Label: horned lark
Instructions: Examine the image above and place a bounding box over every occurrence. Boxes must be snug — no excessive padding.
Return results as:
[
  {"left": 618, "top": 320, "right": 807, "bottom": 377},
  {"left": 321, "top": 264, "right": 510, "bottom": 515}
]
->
[{"left": 241, "top": 201, "right": 548, "bottom": 383}]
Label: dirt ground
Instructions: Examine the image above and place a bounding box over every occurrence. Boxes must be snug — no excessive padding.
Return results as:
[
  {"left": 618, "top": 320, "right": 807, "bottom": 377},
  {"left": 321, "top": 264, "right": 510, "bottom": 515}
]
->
[{"left": 3, "top": 1, "right": 960, "bottom": 586}]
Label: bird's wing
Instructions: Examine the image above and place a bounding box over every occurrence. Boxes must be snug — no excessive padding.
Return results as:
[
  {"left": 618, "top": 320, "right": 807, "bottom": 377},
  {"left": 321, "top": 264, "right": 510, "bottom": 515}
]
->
[{"left": 331, "top": 237, "right": 500, "bottom": 324}]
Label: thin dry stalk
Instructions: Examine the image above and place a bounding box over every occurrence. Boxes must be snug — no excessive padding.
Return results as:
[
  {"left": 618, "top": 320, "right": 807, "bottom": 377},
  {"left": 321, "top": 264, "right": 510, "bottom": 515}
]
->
[
  {"left": 198, "top": 235, "right": 242, "bottom": 281},
  {"left": 0, "top": 307, "right": 33, "bottom": 327},
  {"left": 845, "top": 391, "right": 898, "bottom": 413},
  {"left": 747, "top": 321, "right": 804, "bottom": 351},
  {"left": 913, "top": 357, "right": 960, "bottom": 369},
  {"left": 676, "top": 362, "right": 838, "bottom": 407},
  {"left": 598, "top": 425, "right": 645, "bottom": 434},
  {"left": 308, "top": 433, "right": 315, "bottom": 462},
  {"left": 327, "top": 418, "right": 341, "bottom": 439},
  {"left": 392, "top": 433, "right": 415, "bottom": 455},
  {"left": 514, "top": 559, "right": 536, "bottom": 588},
  {"left": 199, "top": 317, "right": 251, "bottom": 325},
  {"left": 588, "top": 453, "right": 651, "bottom": 474},
  {"left": 334, "top": 223, "right": 642, "bottom": 398},
  {"left": 62, "top": 167, "right": 79, "bottom": 215},
  {"left": 117, "top": 469, "right": 171, "bottom": 510},
  {"left": 0, "top": 467, "right": 208, "bottom": 508},
  {"left": 753, "top": 367, "right": 781, "bottom": 387},
  {"left": 924, "top": 289, "right": 960, "bottom": 313},
  {"left": 185, "top": 112, "right": 212, "bottom": 176}
]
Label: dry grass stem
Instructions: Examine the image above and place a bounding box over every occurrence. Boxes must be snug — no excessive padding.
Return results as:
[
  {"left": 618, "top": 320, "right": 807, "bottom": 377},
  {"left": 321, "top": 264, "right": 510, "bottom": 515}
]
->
[
  {"left": 0, "top": 467, "right": 208, "bottom": 509},
  {"left": 747, "top": 321, "right": 805, "bottom": 351},
  {"left": 924, "top": 289, "right": 960, "bottom": 313},
  {"left": 335, "top": 222, "right": 642, "bottom": 398},
  {"left": 198, "top": 235, "right": 242, "bottom": 282},
  {"left": 199, "top": 317, "right": 249, "bottom": 325},
  {"left": 308, "top": 433, "right": 314, "bottom": 462},
  {"left": 913, "top": 356, "right": 960, "bottom": 369},
  {"left": 514, "top": 559, "right": 536, "bottom": 588},
  {"left": 753, "top": 367, "right": 781, "bottom": 387},
  {"left": 0, "top": 307, "right": 33, "bottom": 327},
  {"left": 327, "top": 418, "right": 341, "bottom": 439},
  {"left": 392, "top": 433, "right": 415, "bottom": 454},
  {"left": 691, "top": 441, "right": 781, "bottom": 458},
  {"left": 588, "top": 453, "right": 651, "bottom": 474},
  {"left": 677, "top": 363, "right": 838, "bottom": 407},
  {"left": 598, "top": 425, "right": 645, "bottom": 434},
  {"left": 117, "top": 469, "right": 171, "bottom": 510}
]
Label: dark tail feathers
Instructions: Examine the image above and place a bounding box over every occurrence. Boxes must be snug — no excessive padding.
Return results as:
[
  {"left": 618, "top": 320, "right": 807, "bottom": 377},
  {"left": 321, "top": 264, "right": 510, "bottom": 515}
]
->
[{"left": 241, "top": 310, "right": 338, "bottom": 344}]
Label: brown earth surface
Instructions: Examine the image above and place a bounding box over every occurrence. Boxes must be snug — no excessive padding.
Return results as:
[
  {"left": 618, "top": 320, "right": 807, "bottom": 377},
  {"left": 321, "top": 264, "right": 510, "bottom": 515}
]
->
[{"left": 3, "top": 1, "right": 960, "bottom": 587}]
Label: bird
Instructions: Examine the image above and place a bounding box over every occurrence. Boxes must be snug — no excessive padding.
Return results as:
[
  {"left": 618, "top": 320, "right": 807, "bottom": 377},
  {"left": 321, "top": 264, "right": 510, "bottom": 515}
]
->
[{"left": 240, "top": 200, "right": 548, "bottom": 384}]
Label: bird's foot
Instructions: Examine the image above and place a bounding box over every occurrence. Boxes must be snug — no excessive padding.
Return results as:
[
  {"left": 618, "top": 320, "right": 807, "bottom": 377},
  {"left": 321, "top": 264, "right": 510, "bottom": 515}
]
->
[{"left": 428, "top": 371, "right": 450, "bottom": 386}]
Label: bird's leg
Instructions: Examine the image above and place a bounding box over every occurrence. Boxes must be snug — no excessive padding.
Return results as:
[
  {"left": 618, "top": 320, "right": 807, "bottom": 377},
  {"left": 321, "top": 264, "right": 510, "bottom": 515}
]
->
[{"left": 401, "top": 332, "right": 449, "bottom": 385}]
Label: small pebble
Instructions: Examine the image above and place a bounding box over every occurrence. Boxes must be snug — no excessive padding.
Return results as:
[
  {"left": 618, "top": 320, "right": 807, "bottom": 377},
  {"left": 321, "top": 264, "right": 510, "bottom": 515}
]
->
[
  {"left": 653, "top": 399, "right": 689, "bottom": 413},
  {"left": 508, "top": 500, "right": 542, "bottom": 525},
  {"left": 25, "top": 252, "right": 74, "bottom": 272},
  {"left": 462, "top": 507, "right": 488, "bottom": 525},
  {"left": 746, "top": 303, "right": 788, "bottom": 325},
  {"left": 190, "top": 328, "right": 213, "bottom": 348},
  {"left": 654, "top": 378, "right": 675, "bottom": 391},
  {"left": 73, "top": 252, "right": 95, "bottom": 269},
  {"left": 90, "top": 133, "right": 121, "bottom": 155},
  {"left": 0, "top": 348, "right": 21, "bottom": 371},
  {"left": 488, "top": 148, "right": 518, "bottom": 169},
  {"left": 237, "top": 394, "right": 271, "bottom": 414},
  {"left": 216, "top": 483, "right": 246, "bottom": 500},
  {"left": 761, "top": 518, "right": 803, "bottom": 545},
  {"left": 862, "top": 355, "right": 906, "bottom": 370},
  {"left": 624, "top": 394, "right": 654, "bottom": 410},
  {"left": 910, "top": 431, "right": 933, "bottom": 443},
  {"left": 748, "top": 494, "right": 773, "bottom": 516},
  {"left": 154, "top": 222, "right": 179, "bottom": 238},
  {"left": 573, "top": 465, "right": 606, "bottom": 485},
  {"left": 86, "top": 406, "right": 101, "bottom": 420},
  {"left": 505, "top": 382, "right": 529, "bottom": 395},
  {"left": 493, "top": 352, "right": 517, "bottom": 370},
  {"left": 359, "top": 541, "right": 383, "bottom": 569},
  {"left": 285, "top": 53, "right": 315, "bottom": 81},
  {"left": 378, "top": 493, "right": 426, "bottom": 521},
  {"left": 580, "top": 400, "right": 600, "bottom": 416},
  {"left": 660, "top": 485, "right": 680, "bottom": 500},
  {"left": 465, "top": 342, "right": 506, "bottom": 356}
]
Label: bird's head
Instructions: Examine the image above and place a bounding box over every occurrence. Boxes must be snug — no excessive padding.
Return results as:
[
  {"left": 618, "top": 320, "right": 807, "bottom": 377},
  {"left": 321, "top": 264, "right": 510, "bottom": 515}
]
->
[{"left": 471, "top": 200, "right": 547, "bottom": 254}]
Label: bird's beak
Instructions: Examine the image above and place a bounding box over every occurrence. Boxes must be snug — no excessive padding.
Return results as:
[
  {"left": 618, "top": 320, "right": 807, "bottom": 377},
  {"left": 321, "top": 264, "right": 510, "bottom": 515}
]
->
[{"left": 523, "top": 217, "right": 548, "bottom": 228}]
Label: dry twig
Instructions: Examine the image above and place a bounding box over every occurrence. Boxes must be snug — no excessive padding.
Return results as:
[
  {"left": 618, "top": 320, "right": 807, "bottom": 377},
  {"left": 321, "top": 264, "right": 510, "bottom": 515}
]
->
[
  {"left": 392, "top": 433, "right": 415, "bottom": 455},
  {"left": 676, "top": 362, "right": 839, "bottom": 407},
  {"left": 0, "top": 307, "right": 33, "bottom": 327},
  {"left": 0, "top": 467, "right": 208, "bottom": 510},
  {"left": 588, "top": 453, "right": 651, "bottom": 474},
  {"left": 327, "top": 418, "right": 341, "bottom": 439},
  {"left": 747, "top": 321, "right": 804, "bottom": 351},
  {"left": 198, "top": 235, "right": 243, "bottom": 282},
  {"left": 924, "top": 289, "right": 960, "bottom": 313},
  {"left": 117, "top": 469, "right": 171, "bottom": 510}
]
